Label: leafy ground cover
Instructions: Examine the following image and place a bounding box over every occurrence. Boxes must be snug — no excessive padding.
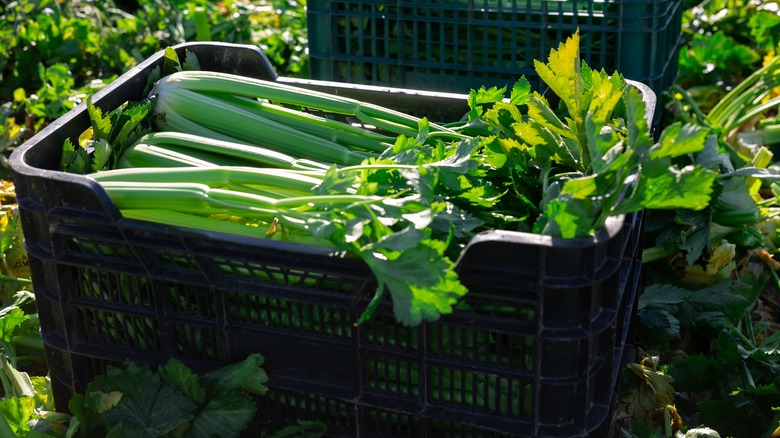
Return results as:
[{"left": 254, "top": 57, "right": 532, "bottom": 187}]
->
[
  {"left": 0, "top": 0, "right": 307, "bottom": 179},
  {"left": 615, "top": 1, "right": 780, "bottom": 437},
  {"left": 2, "top": 0, "right": 780, "bottom": 436}
]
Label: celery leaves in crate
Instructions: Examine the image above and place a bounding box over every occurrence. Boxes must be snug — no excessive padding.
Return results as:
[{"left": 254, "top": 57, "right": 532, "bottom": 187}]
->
[
  {"left": 308, "top": 136, "right": 482, "bottom": 326},
  {"left": 61, "top": 47, "right": 204, "bottom": 174},
  {"left": 472, "top": 31, "right": 718, "bottom": 238}
]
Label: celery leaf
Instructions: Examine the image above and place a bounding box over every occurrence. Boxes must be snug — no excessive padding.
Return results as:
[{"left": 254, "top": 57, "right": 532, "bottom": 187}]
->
[
  {"left": 0, "top": 396, "right": 36, "bottom": 436},
  {"left": 466, "top": 86, "right": 506, "bottom": 123},
  {"left": 183, "top": 50, "right": 202, "bottom": 71},
  {"left": 187, "top": 395, "right": 256, "bottom": 438},
  {"left": 634, "top": 165, "right": 716, "bottom": 211},
  {"left": 162, "top": 47, "right": 182, "bottom": 77},
  {"left": 158, "top": 359, "right": 206, "bottom": 405},
  {"left": 540, "top": 195, "right": 600, "bottom": 238},
  {"left": 510, "top": 76, "right": 532, "bottom": 105},
  {"left": 87, "top": 97, "right": 112, "bottom": 141},
  {"left": 361, "top": 230, "right": 467, "bottom": 326},
  {"left": 471, "top": 86, "right": 506, "bottom": 107},
  {"left": 715, "top": 177, "right": 758, "bottom": 213},
  {"left": 533, "top": 32, "right": 582, "bottom": 118},
  {"left": 111, "top": 99, "right": 152, "bottom": 149},
  {"left": 65, "top": 145, "right": 90, "bottom": 174},
  {"left": 90, "top": 139, "right": 111, "bottom": 172},
  {"left": 651, "top": 122, "right": 711, "bottom": 159},
  {"left": 484, "top": 101, "right": 524, "bottom": 133},
  {"left": 0, "top": 307, "right": 27, "bottom": 347}
]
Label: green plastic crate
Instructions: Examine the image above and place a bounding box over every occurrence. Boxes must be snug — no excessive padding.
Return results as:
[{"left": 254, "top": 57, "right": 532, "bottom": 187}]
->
[{"left": 308, "top": 0, "right": 683, "bottom": 97}]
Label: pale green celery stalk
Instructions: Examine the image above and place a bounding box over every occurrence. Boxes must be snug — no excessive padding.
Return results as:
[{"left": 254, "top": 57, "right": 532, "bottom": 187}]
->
[
  {"left": 100, "top": 180, "right": 386, "bottom": 251},
  {"left": 124, "top": 131, "right": 331, "bottom": 171},
  {"left": 230, "top": 185, "right": 315, "bottom": 200},
  {"left": 157, "top": 93, "right": 346, "bottom": 166},
  {"left": 157, "top": 70, "right": 361, "bottom": 114},
  {"left": 1, "top": 355, "right": 34, "bottom": 396},
  {"left": 354, "top": 103, "right": 469, "bottom": 141},
  {"left": 355, "top": 106, "right": 418, "bottom": 137},
  {"left": 152, "top": 111, "right": 330, "bottom": 171},
  {"left": 120, "top": 209, "right": 332, "bottom": 247},
  {"left": 0, "top": 276, "right": 32, "bottom": 287},
  {"left": 154, "top": 86, "right": 372, "bottom": 166},
  {"left": 154, "top": 70, "right": 464, "bottom": 138},
  {"left": 99, "top": 181, "right": 282, "bottom": 219},
  {"left": 642, "top": 245, "right": 679, "bottom": 263},
  {"left": 10, "top": 335, "right": 43, "bottom": 351},
  {"left": 210, "top": 92, "right": 396, "bottom": 153},
  {"left": 117, "top": 142, "right": 248, "bottom": 168},
  {"left": 92, "top": 166, "right": 326, "bottom": 198},
  {"left": 712, "top": 86, "right": 772, "bottom": 129},
  {"left": 760, "top": 123, "right": 780, "bottom": 146},
  {"left": 271, "top": 193, "right": 383, "bottom": 209},
  {"left": 99, "top": 180, "right": 381, "bottom": 220},
  {"left": 154, "top": 102, "right": 255, "bottom": 143},
  {"left": 743, "top": 123, "right": 780, "bottom": 150}
]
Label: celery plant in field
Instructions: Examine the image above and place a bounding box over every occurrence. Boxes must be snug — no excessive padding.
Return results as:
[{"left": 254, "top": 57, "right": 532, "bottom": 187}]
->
[
  {"left": 677, "top": 0, "right": 780, "bottom": 94},
  {"left": 0, "top": 291, "right": 54, "bottom": 437},
  {"left": 644, "top": 51, "right": 780, "bottom": 283}
]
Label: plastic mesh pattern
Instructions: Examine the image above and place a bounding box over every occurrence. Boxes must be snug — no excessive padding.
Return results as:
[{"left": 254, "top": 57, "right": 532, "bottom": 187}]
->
[{"left": 308, "top": 0, "right": 683, "bottom": 97}]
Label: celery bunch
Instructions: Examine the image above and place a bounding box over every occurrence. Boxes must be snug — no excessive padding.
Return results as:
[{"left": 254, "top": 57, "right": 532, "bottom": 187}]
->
[{"left": 62, "top": 35, "right": 717, "bottom": 325}]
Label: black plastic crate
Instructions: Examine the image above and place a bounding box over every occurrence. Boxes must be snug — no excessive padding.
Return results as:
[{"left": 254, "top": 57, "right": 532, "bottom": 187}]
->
[
  {"left": 308, "top": 0, "right": 682, "bottom": 99},
  {"left": 10, "top": 42, "right": 652, "bottom": 437}
]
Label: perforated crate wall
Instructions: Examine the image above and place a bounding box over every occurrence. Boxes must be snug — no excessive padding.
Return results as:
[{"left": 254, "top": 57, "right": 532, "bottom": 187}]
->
[{"left": 308, "top": 0, "right": 683, "bottom": 98}]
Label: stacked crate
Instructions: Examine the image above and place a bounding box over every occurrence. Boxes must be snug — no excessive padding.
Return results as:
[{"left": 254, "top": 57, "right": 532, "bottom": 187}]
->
[{"left": 308, "top": 0, "right": 683, "bottom": 99}]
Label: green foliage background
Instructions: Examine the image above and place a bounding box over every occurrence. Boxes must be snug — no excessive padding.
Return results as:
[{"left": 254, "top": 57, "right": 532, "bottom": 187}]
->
[{"left": 0, "top": 0, "right": 308, "bottom": 178}]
